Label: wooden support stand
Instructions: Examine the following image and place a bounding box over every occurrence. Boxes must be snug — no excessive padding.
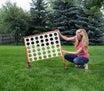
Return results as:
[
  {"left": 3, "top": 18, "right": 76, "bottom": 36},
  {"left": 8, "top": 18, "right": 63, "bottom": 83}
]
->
[
  {"left": 61, "top": 48, "right": 67, "bottom": 70},
  {"left": 24, "top": 30, "right": 67, "bottom": 70},
  {"left": 25, "top": 47, "right": 31, "bottom": 69}
]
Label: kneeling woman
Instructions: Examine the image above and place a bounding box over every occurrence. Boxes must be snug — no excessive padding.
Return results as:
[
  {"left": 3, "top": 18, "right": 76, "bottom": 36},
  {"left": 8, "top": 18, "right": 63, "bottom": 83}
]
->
[{"left": 59, "top": 29, "right": 89, "bottom": 69}]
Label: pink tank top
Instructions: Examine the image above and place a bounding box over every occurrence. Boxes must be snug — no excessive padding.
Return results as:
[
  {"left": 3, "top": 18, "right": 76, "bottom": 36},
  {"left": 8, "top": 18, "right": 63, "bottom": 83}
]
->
[{"left": 74, "top": 36, "right": 89, "bottom": 59}]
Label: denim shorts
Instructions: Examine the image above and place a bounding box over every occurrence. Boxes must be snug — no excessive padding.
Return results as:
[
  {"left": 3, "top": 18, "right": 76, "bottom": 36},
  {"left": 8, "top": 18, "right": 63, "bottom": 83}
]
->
[{"left": 64, "top": 54, "right": 89, "bottom": 65}]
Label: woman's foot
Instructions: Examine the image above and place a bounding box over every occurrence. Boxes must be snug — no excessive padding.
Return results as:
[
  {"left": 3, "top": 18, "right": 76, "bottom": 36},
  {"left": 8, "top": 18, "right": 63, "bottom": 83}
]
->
[
  {"left": 75, "top": 64, "right": 80, "bottom": 67},
  {"left": 84, "top": 64, "right": 88, "bottom": 70}
]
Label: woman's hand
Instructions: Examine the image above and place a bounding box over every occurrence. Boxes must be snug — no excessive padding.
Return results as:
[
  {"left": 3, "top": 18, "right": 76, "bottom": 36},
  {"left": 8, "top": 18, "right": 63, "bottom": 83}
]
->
[
  {"left": 55, "top": 29, "right": 60, "bottom": 33},
  {"left": 54, "top": 30, "right": 61, "bottom": 36},
  {"left": 57, "top": 30, "right": 61, "bottom": 36},
  {"left": 62, "top": 50, "right": 66, "bottom": 53}
]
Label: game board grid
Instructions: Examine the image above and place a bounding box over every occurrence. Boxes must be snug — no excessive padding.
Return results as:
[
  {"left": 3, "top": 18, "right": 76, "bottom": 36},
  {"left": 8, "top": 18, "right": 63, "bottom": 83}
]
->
[{"left": 24, "top": 31, "right": 62, "bottom": 62}]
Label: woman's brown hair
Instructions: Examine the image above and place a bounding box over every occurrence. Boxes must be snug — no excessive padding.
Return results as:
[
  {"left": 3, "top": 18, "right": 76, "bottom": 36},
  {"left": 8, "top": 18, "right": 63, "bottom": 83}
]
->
[{"left": 75, "top": 29, "right": 89, "bottom": 51}]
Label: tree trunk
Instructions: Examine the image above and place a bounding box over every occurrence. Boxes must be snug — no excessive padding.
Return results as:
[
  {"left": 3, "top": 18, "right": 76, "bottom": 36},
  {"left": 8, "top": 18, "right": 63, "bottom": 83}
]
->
[
  {"left": 16, "top": 39, "right": 18, "bottom": 45},
  {"left": 15, "top": 33, "right": 18, "bottom": 45}
]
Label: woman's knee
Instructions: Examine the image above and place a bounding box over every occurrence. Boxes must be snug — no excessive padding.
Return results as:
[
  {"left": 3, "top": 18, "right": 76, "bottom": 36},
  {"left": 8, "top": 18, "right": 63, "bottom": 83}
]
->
[{"left": 73, "top": 58, "right": 79, "bottom": 64}]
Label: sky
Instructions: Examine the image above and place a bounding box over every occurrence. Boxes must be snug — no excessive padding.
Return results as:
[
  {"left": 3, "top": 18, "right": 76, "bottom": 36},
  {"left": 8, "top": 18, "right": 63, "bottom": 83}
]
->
[{"left": 0, "top": 0, "right": 32, "bottom": 11}]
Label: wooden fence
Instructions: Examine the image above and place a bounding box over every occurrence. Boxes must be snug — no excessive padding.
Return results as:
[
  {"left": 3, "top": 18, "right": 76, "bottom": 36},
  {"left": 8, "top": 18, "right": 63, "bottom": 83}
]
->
[{"left": 0, "top": 34, "right": 23, "bottom": 45}]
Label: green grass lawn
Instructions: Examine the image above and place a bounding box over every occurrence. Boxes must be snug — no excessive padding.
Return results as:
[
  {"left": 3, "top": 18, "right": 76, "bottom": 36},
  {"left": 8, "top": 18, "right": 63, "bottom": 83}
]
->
[{"left": 0, "top": 45, "right": 104, "bottom": 91}]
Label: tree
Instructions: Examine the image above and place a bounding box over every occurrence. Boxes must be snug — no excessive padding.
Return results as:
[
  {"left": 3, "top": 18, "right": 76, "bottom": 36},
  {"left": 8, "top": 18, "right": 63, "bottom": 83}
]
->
[
  {"left": 0, "top": 1, "right": 31, "bottom": 45},
  {"left": 52, "top": 0, "right": 104, "bottom": 45},
  {"left": 88, "top": 15, "right": 104, "bottom": 45},
  {"left": 81, "top": 0, "right": 104, "bottom": 16},
  {"left": 62, "top": 0, "right": 104, "bottom": 16},
  {"left": 0, "top": 8, "right": 9, "bottom": 34},
  {"left": 30, "top": 0, "right": 50, "bottom": 34}
]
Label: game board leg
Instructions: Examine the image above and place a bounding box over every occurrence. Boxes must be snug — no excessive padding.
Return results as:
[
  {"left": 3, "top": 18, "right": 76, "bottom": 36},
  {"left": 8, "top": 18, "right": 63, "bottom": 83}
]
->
[
  {"left": 61, "top": 48, "right": 67, "bottom": 70},
  {"left": 27, "top": 62, "right": 31, "bottom": 69},
  {"left": 25, "top": 47, "right": 31, "bottom": 69}
]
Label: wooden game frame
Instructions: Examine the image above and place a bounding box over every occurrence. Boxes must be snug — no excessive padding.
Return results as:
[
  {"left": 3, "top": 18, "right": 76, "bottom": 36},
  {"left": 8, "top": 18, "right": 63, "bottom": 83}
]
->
[{"left": 24, "top": 30, "right": 67, "bottom": 70}]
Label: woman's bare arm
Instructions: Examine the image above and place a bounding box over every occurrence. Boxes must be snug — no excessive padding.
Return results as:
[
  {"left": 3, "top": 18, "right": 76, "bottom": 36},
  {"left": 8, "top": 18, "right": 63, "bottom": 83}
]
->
[
  {"left": 62, "top": 48, "right": 83, "bottom": 55},
  {"left": 59, "top": 31, "right": 75, "bottom": 41}
]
